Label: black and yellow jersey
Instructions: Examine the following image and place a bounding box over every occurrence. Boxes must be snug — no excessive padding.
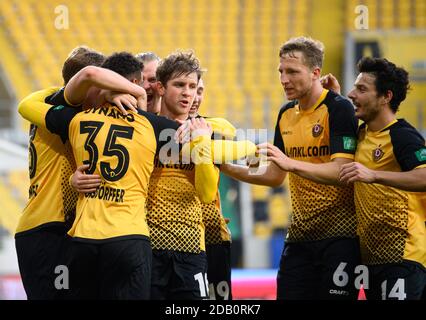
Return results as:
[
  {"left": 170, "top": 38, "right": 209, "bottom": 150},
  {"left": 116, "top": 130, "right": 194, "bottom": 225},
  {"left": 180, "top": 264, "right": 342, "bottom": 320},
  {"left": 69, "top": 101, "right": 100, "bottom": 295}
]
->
[
  {"left": 146, "top": 116, "right": 237, "bottom": 252},
  {"left": 29, "top": 101, "right": 180, "bottom": 242},
  {"left": 354, "top": 119, "right": 426, "bottom": 267},
  {"left": 16, "top": 88, "right": 78, "bottom": 235},
  {"left": 203, "top": 192, "right": 231, "bottom": 244},
  {"left": 273, "top": 89, "right": 358, "bottom": 242}
]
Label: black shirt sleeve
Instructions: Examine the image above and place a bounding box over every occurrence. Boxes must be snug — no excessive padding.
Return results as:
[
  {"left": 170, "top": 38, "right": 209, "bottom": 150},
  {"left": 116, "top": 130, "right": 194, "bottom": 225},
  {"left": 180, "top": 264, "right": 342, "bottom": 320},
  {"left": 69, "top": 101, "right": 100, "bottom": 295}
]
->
[
  {"left": 273, "top": 105, "right": 288, "bottom": 153},
  {"left": 390, "top": 120, "right": 426, "bottom": 171},
  {"left": 45, "top": 87, "right": 68, "bottom": 106},
  {"left": 327, "top": 93, "right": 359, "bottom": 155},
  {"left": 45, "top": 105, "right": 81, "bottom": 143},
  {"left": 138, "top": 110, "right": 181, "bottom": 155},
  {"left": 44, "top": 87, "right": 82, "bottom": 143}
]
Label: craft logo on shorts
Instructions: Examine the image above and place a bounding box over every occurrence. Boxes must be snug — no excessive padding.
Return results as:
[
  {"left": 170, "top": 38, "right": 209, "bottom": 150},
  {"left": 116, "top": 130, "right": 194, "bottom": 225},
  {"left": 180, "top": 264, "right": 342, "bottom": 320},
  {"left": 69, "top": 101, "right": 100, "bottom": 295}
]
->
[
  {"left": 312, "top": 123, "right": 323, "bottom": 137},
  {"left": 372, "top": 146, "right": 384, "bottom": 162}
]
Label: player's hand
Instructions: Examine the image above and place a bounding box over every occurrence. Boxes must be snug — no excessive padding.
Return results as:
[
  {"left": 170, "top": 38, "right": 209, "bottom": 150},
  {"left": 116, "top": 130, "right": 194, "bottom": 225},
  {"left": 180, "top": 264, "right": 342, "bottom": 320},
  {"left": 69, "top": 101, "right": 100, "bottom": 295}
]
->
[
  {"left": 136, "top": 90, "right": 148, "bottom": 111},
  {"left": 320, "top": 73, "right": 341, "bottom": 94},
  {"left": 148, "top": 84, "right": 161, "bottom": 113},
  {"left": 257, "top": 142, "right": 292, "bottom": 171},
  {"left": 189, "top": 117, "right": 212, "bottom": 140},
  {"left": 105, "top": 91, "right": 138, "bottom": 114},
  {"left": 174, "top": 119, "right": 192, "bottom": 144},
  {"left": 71, "top": 164, "right": 102, "bottom": 193},
  {"left": 175, "top": 118, "right": 212, "bottom": 144},
  {"left": 339, "top": 162, "right": 377, "bottom": 184}
]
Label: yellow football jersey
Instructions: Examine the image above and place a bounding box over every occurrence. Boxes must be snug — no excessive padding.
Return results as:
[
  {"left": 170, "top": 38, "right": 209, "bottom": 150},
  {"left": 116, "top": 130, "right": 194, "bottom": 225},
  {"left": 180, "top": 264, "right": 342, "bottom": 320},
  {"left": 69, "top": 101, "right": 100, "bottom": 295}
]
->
[
  {"left": 43, "top": 103, "right": 181, "bottom": 241},
  {"left": 273, "top": 89, "right": 358, "bottom": 242},
  {"left": 16, "top": 88, "right": 78, "bottom": 235},
  {"left": 354, "top": 120, "right": 426, "bottom": 266},
  {"left": 203, "top": 192, "right": 231, "bottom": 244},
  {"left": 147, "top": 116, "right": 239, "bottom": 252}
]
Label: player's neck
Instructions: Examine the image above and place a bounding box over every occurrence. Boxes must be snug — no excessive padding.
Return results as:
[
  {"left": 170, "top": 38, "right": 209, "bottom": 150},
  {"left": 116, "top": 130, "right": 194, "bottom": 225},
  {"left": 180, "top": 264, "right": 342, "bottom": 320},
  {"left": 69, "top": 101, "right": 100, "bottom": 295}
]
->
[
  {"left": 367, "top": 108, "right": 396, "bottom": 132},
  {"left": 160, "top": 104, "right": 188, "bottom": 121},
  {"left": 298, "top": 81, "right": 324, "bottom": 111}
]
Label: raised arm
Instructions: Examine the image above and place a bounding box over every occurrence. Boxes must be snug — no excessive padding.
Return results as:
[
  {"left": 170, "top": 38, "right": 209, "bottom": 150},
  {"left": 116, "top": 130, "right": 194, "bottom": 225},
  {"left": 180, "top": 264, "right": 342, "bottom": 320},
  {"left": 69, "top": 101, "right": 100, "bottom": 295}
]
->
[
  {"left": 64, "top": 66, "right": 146, "bottom": 107},
  {"left": 18, "top": 87, "right": 60, "bottom": 127}
]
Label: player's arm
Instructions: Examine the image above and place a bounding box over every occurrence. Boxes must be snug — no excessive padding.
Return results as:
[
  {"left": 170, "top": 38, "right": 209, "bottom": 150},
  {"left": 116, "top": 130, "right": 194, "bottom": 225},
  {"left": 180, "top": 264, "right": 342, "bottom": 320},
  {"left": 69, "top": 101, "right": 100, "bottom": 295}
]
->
[
  {"left": 220, "top": 161, "right": 286, "bottom": 187},
  {"left": 176, "top": 118, "right": 257, "bottom": 163},
  {"left": 260, "top": 141, "right": 352, "bottom": 185},
  {"left": 64, "top": 66, "right": 146, "bottom": 109},
  {"left": 340, "top": 127, "right": 426, "bottom": 191},
  {"left": 263, "top": 95, "right": 358, "bottom": 186},
  {"left": 205, "top": 117, "right": 237, "bottom": 139},
  {"left": 340, "top": 163, "right": 426, "bottom": 191},
  {"left": 18, "top": 87, "right": 61, "bottom": 127},
  {"left": 187, "top": 118, "right": 219, "bottom": 203}
]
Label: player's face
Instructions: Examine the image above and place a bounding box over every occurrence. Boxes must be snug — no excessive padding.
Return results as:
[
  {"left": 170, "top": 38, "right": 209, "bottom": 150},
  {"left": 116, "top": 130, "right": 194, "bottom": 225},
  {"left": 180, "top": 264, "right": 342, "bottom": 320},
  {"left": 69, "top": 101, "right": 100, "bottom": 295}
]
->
[
  {"left": 161, "top": 72, "right": 198, "bottom": 118},
  {"left": 348, "top": 73, "right": 381, "bottom": 123},
  {"left": 189, "top": 78, "right": 204, "bottom": 117},
  {"left": 142, "top": 60, "right": 159, "bottom": 110},
  {"left": 279, "top": 51, "right": 317, "bottom": 101}
]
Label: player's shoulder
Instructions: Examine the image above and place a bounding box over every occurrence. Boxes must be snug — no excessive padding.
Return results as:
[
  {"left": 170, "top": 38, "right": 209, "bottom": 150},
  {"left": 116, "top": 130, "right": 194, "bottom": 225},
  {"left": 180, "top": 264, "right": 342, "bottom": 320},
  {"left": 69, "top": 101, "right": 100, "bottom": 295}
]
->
[
  {"left": 277, "top": 100, "right": 298, "bottom": 119},
  {"left": 137, "top": 109, "right": 179, "bottom": 130},
  {"left": 388, "top": 119, "right": 425, "bottom": 144},
  {"left": 323, "top": 90, "right": 354, "bottom": 112}
]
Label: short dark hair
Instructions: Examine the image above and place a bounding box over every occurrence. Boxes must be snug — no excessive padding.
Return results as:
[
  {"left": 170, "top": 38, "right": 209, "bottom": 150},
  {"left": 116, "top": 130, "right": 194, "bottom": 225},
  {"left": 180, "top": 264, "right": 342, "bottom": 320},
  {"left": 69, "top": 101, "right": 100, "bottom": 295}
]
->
[
  {"left": 156, "top": 50, "right": 201, "bottom": 86},
  {"left": 101, "top": 52, "right": 143, "bottom": 82},
  {"left": 357, "top": 57, "right": 410, "bottom": 113},
  {"left": 62, "top": 47, "right": 105, "bottom": 85},
  {"left": 279, "top": 37, "right": 324, "bottom": 69}
]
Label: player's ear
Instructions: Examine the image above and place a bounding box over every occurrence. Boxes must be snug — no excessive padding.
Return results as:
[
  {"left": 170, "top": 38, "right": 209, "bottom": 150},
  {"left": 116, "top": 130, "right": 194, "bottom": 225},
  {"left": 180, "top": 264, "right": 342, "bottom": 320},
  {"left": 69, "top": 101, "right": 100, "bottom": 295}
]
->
[
  {"left": 157, "top": 81, "right": 166, "bottom": 96},
  {"left": 382, "top": 90, "right": 393, "bottom": 106},
  {"left": 312, "top": 67, "right": 321, "bottom": 80}
]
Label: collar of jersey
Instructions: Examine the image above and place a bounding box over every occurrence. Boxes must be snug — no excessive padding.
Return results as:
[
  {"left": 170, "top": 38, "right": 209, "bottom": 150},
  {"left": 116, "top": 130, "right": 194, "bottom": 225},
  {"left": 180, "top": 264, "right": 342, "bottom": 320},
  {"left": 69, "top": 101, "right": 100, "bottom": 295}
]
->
[
  {"left": 366, "top": 119, "right": 398, "bottom": 135},
  {"left": 297, "top": 89, "right": 328, "bottom": 114}
]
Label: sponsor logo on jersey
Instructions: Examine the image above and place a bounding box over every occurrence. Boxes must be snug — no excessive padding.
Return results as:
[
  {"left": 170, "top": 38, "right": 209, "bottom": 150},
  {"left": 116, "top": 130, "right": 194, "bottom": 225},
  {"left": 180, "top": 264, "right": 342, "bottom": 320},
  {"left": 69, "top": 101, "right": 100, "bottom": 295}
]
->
[
  {"left": 415, "top": 148, "right": 426, "bottom": 162},
  {"left": 53, "top": 105, "right": 65, "bottom": 111},
  {"left": 312, "top": 123, "right": 323, "bottom": 137},
  {"left": 343, "top": 136, "right": 356, "bottom": 151},
  {"left": 372, "top": 146, "right": 384, "bottom": 162},
  {"left": 285, "top": 145, "right": 329, "bottom": 158}
]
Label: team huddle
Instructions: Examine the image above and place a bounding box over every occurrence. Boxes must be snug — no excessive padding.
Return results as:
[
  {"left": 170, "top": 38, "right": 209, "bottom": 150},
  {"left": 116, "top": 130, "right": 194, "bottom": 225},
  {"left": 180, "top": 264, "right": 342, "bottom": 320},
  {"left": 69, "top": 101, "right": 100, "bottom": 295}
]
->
[{"left": 15, "top": 36, "right": 426, "bottom": 300}]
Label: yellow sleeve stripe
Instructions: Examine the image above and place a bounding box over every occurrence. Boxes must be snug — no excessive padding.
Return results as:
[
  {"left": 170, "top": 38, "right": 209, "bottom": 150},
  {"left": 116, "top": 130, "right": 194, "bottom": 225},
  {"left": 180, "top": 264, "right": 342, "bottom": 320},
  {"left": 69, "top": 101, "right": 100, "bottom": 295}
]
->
[
  {"left": 414, "top": 164, "right": 426, "bottom": 169},
  {"left": 330, "top": 153, "right": 355, "bottom": 160}
]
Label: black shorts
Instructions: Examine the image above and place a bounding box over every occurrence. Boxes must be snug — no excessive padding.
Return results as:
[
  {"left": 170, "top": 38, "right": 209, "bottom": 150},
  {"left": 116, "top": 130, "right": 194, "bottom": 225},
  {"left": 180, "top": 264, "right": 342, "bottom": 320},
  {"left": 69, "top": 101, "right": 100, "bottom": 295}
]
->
[
  {"left": 151, "top": 249, "right": 208, "bottom": 300},
  {"left": 15, "top": 223, "right": 70, "bottom": 300},
  {"left": 277, "top": 237, "right": 361, "bottom": 300},
  {"left": 66, "top": 237, "right": 151, "bottom": 300},
  {"left": 206, "top": 241, "right": 232, "bottom": 300},
  {"left": 367, "top": 260, "right": 426, "bottom": 300}
]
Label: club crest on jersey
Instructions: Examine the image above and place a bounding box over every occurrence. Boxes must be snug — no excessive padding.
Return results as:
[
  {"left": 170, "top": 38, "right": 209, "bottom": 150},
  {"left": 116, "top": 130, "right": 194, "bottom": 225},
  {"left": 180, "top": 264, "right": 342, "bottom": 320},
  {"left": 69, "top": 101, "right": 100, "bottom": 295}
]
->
[
  {"left": 312, "top": 123, "right": 323, "bottom": 137},
  {"left": 372, "top": 146, "right": 384, "bottom": 162}
]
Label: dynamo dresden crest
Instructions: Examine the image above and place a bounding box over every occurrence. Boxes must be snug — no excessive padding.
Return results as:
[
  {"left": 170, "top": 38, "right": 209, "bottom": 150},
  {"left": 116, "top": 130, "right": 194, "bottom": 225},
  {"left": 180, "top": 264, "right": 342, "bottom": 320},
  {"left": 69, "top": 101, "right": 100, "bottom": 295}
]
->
[
  {"left": 312, "top": 123, "right": 323, "bottom": 137},
  {"left": 372, "top": 146, "right": 384, "bottom": 162}
]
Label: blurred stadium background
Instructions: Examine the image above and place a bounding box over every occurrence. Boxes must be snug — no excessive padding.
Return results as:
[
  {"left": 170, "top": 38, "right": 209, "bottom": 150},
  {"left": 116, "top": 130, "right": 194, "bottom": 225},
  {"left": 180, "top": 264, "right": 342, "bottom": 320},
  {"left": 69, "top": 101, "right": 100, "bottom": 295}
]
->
[{"left": 0, "top": 0, "right": 424, "bottom": 299}]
